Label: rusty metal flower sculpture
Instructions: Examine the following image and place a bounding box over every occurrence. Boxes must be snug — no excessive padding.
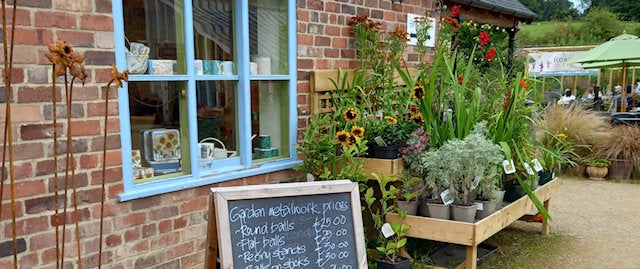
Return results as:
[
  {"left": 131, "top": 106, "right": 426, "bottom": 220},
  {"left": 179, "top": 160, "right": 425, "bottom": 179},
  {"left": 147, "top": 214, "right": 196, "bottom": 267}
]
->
[{"left": 44, "top": 39, "right": 87, "bottom": 81}]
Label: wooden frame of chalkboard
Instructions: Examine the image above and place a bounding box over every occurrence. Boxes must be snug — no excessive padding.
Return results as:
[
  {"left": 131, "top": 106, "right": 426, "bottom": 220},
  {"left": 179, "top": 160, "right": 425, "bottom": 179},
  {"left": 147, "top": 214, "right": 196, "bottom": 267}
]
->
[{"left": 210, "top": 179, "right": 368, "bottom": 269}]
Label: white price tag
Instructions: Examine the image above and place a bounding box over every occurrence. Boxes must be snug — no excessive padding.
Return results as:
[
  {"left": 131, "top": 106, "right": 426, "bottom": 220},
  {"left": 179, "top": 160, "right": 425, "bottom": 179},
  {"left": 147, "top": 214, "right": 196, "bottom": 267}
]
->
[
  {"left": 503, "top": 159, "right": 516, "bottom": 174},
  {"left": 381, "top": 223, "right": 395, "bottom": 238},
  {"left": 532, "top": 159, "right": 543, "bottom": 172},
  {"left": 475, "top": 202, "right": 484, "bottom": 211},
  {"left": 440, "top": 189, "right": 454, "bottom": 205},
  {"left": 523, "top": 163, "right": 535, "bottom": 175}
]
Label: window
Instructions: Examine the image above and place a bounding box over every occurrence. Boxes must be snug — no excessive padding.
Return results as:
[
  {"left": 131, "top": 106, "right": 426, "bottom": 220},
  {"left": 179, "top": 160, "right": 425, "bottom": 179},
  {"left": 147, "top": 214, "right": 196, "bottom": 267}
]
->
[{"left": 113, "top": 0, "right": 299, "bottom": 201}]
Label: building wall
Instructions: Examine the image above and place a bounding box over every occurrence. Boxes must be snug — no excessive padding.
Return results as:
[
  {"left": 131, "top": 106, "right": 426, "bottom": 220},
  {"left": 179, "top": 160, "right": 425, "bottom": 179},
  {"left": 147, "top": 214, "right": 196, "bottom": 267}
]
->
[{"left": 0, "top": 0, "right": 433, "bottom": 268}]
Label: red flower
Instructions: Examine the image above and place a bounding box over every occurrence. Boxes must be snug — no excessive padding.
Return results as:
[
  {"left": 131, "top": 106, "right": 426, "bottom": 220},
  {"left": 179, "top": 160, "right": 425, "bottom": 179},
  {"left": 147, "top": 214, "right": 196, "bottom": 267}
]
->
[
  {"left": 457, "top": 76, "right": 464, "bottom": 85},
  {"left": 503, "top": 90, "right": 512, "bottom": 111},
  {"left": 451, "top": 5, "right": 460, "bottom": 17},
  {"left": 486, "top": 48, "right": 496, "bottom": 61},
  {"left": 519, "top": 79, "right": 529, "bottom": 89},
  {"left": 478, "top": 31, "right": 490, "bottom": 46}
]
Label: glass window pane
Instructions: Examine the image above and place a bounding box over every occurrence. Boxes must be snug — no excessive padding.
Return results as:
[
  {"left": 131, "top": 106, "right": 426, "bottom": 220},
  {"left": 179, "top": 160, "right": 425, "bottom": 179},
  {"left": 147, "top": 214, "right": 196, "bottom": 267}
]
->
[
  {"left": 196, "top": 80, "right": 238, "bottom": 162},
  {"left": 124, "top": 0, "right": 187, "bottom": 75},
  {"left": 193, "top": 0, "right": 235, "bottom": 75},
  {"left": 251, "top": 81, "right": 289, "bottom": 161},
  {"left": 249, "top": 0, "right": 288, "bottom": 75},
  {"left": 129, "top": 81, "right": 190, "bottom": 183}
]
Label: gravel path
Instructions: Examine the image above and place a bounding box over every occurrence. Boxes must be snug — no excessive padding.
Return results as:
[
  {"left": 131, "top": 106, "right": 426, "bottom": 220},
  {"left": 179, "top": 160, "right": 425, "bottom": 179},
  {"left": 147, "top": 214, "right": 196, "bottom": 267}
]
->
[{"left": 543, "top": 177, "right": 640, "bottom": 268}]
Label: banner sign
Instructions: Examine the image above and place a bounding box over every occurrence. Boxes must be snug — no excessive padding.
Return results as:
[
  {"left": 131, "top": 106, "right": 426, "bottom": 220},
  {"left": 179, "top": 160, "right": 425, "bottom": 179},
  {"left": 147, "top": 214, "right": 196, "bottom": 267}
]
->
[{"left": 527, "top": 51, "right": 598, "bottom": 77}]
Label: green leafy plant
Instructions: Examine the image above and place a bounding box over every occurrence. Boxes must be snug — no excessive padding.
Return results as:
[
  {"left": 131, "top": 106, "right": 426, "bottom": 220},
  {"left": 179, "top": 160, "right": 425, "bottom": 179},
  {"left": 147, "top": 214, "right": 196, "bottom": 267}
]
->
[
  {"left": 362, "top": 173, "right": 409, "bottom": 263},
  {"left": 364, "top": 116, "right": 419, "bottom": 147},
  {"left": 398, "top": 176, "right": 422, "bottom": 202},
  {"left": 436, "top": 122, "right": 504, "bottom": 205},
  {"left": 581, "top": 157, "right": 611, "bottom": 167}
]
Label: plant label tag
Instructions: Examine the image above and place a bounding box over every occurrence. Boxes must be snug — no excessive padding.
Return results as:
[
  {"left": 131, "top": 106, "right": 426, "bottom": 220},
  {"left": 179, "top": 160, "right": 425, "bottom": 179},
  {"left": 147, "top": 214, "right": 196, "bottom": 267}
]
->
[
  {"left": 532, "top": 159, "right": 543, "bottom": 172},
  {"left": 381, "top": 223, "right": 395, "bottom": 238},
  {"left": 475, "top": 202, "right": 484, "bottom": 211},
  {"left": 374, "top": 136, "right": 388, "bottom": 147},
  {"left": 503, "top": 159, "right": 516, "bottom": 174},
  {"left": 523, "top": 163, "right": 535, "bottom": 175},
  {"left": 440, "top": 189, "right": 454, "bottom": 205}
]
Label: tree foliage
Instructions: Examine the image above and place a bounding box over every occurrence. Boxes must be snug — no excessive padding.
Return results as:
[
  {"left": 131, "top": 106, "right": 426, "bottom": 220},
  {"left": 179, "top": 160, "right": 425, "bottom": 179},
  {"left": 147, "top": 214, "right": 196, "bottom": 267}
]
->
[
  {"left": 589, "top": 0, "right": 640, "bottom": 21},
  {"left": 520, "top": 0, "right": 579, "bottom": 21}
]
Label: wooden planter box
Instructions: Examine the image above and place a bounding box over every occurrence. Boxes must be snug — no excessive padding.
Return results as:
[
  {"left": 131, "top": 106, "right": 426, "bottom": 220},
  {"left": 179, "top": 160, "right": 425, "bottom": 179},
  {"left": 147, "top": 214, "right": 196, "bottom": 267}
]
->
[
  {"left": 386, "top": 178, "right": 562, "bottom": 269},
  {"left": 357, "top": 157, "right": 403, "bottom": 178}
]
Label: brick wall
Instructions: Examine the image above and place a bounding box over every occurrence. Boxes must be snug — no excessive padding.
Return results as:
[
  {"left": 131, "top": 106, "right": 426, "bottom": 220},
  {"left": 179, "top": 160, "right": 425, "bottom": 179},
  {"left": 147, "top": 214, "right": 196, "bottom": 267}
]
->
[{"left": 0, "top": 0, "right": 434, "bottom": 268}]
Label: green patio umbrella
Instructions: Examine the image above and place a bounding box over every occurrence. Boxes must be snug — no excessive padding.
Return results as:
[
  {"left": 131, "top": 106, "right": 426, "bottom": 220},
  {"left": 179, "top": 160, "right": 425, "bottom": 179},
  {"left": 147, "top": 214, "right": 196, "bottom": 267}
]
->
[{"left": 570, "top": 33, "right": 640, "bottom": 111}]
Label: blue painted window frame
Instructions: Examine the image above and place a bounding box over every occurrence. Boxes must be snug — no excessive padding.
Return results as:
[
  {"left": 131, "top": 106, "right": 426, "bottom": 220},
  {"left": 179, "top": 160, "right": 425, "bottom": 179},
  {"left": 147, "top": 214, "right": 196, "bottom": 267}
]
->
[{"left": 112, "top": 0, "right": 300, "bottom": 201}]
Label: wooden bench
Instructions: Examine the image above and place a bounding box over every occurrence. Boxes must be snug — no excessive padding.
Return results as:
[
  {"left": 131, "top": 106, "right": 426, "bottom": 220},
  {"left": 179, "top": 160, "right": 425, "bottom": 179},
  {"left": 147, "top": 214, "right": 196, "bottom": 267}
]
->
[{"left": 386, "top": 178, "right": 561, "bottom": 269}]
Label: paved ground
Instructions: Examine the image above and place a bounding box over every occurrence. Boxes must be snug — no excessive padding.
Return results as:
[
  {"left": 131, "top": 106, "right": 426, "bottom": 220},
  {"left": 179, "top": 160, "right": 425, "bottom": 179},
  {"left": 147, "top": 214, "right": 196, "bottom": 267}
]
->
[
  {"left": 540, "top": 177, "right": 640, "bottom": 268},
  {"left": 482, "top": 177, "right": 640, "bottom": 269}
]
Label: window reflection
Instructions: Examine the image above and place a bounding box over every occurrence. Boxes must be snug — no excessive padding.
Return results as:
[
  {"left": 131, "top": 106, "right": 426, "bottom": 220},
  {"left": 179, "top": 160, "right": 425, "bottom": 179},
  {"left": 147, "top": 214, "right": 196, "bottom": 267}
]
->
[
  {"left": 196, "top": 80, "right": 238, "bottom": 156},
  {"left": 249, "top": 0, "right": 288, "bottom": 75},
  {"left": 124, "top": 0, "right": 186, "bottom": 75},
  {"left": 250, "top": 81, "right": 289, "bottom": 162},
  {"left": 129, "top": 81, "right": 188, "bottom": 182},
  {"left": 193, "top": 0, "right": 235, "bottom": 75}
]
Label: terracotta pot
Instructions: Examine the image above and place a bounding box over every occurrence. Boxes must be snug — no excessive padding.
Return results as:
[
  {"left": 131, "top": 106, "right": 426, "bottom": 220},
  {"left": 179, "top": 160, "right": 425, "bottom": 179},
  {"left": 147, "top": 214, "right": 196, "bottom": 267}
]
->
[{"left": 586, "top": 165, "right": 608, "bottom": 180}]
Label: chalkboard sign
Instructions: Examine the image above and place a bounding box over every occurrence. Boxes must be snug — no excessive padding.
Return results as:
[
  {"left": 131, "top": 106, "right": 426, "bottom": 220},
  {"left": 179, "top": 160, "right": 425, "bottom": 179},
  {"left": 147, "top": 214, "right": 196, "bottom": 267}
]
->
[{"left": 210, "top": 180, "right": 367, "bottom": 269}]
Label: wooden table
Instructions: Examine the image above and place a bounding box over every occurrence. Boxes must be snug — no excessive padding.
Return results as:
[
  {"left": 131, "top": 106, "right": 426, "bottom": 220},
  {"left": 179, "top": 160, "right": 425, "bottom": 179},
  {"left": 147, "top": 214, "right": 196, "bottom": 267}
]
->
[{"left": 386, "top": 178, "right": 561, "bottom": 269}]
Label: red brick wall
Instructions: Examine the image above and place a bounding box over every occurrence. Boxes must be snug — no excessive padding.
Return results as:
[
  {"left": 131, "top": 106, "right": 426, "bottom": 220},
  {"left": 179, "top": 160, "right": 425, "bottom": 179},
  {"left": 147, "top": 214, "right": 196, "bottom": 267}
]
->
[{"left": 0, "top": 0, "right": 434, "bottom": 268}]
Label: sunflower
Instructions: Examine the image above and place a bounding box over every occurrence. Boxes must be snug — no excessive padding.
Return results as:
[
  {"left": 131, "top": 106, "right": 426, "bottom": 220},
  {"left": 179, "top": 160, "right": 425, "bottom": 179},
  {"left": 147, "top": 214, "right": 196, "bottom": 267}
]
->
[
  {"left": 157, "top": 135, "right": 167, "bottom": 145},
  {"left": 344, "top": 108, "right": 359, "bottom": 122},
  {"left": 384, "top": 116, "right": 398, "bottom": 124},
  {"left": 336, "top": 130, "right": 351, "bottom": 147},
  {"left": 348, "top": 135, "right": 357, "bottom": 147},
  {"left": 411, "top": 114, "right": 424, "bottom": 124},
  {"left": 412, "top": 85, "right": 425, "bottom": 101},
  {"left": 351, "top": 126, "right": 365, "bottom": 138}
]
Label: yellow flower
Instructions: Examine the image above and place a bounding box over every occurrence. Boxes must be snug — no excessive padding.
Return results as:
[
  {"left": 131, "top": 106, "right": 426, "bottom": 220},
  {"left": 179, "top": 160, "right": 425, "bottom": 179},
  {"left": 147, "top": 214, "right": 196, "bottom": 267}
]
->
[
  {"left": 336, "top": 130, "right": 351, "bottom": 147},
  {"left": 384, "top": 116, "right": 398, "bottom": 124},
  {"left": 411, "top": 113, "right": 424, "bottom": 124},
  {"left": 351, "top": 126, "right": 365, "bottom": 138},
  {"left": 412, "top": 84, "right": 425, "bottom": 100},
  {"left": 557, "top": 133, "right": 566, "bottom": 139},
  {"left": 344, "top": 108, "right": 359, "bottom": 122}
]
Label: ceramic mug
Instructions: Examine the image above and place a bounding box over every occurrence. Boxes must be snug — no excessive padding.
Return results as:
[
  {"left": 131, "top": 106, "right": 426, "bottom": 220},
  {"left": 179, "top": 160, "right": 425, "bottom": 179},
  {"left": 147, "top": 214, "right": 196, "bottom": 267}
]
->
[{"left": 220, "top": 61, "right": 234, "bottom": 75}]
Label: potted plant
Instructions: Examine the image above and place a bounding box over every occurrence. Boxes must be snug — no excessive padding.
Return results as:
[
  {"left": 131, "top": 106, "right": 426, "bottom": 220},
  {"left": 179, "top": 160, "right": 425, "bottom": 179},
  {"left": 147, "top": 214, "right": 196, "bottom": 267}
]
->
[
  {"left": 474, "top": 175, "right": 503, "bottom": 219},
  {"left": 396, "top": 175, "right": 422, "bottom": 215},
  {"left": 364, "top": 116, "right": 418, "bottom": 159},
  {"left": 362, "top": 173, "right": 411, "bottom": 269},
  {"left": 582, "top": 157, "right": 610, "bottom": 180},
  {"left": 440, "top": 123, "right": 504, "bottom": 222},
  {"left": 592, "top": 125, "right": 640, "bottom": 180}
]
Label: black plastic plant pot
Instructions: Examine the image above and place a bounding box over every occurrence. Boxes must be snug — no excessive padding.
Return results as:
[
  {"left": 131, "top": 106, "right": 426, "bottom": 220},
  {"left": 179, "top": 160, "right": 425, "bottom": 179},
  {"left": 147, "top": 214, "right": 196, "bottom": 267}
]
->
[
  {"left": 372, "top": 144, "right": 400, "bottom": 159},
  {"left": 376, "top": 256, "right": 411, "bottom": 269}
]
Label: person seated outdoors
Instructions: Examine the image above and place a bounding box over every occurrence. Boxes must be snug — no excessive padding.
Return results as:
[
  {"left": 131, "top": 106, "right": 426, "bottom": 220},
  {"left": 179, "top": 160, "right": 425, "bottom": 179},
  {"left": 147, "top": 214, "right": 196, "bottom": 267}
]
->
[{"left": 557, "top": 89, "right": 576, "bottom": 105}]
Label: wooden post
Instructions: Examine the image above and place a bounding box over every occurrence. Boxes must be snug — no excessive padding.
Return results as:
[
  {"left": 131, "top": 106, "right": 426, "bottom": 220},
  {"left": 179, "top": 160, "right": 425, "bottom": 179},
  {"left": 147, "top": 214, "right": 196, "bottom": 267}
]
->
[
  {"left": 205, "top": 195, "right": 219, "bottom": 269},
  {"left": 572, "top": 76, "right": 578, "bottom": 96},
  {"left": 465, "top": 245, "right": 478, "bottom": 269},
  {"left": 560, "top": 75, "right": 564, "bottom": 91},
  {"left": 542, "top": 199, "right": 550, "bottom": 236}
]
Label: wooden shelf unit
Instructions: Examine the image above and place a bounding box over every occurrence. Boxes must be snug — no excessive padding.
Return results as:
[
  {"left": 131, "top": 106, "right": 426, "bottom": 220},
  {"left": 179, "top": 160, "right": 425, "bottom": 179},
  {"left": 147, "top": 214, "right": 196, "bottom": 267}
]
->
[{"left": 386, "top": 177, "right": 562, "bottom": 269}]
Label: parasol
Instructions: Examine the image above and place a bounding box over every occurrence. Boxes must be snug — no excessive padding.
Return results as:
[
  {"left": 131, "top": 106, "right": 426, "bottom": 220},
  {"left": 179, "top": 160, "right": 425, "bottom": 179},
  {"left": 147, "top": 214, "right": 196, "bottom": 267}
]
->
[{"left": 569, "top": 33, "right": 640, "bottom": 111}]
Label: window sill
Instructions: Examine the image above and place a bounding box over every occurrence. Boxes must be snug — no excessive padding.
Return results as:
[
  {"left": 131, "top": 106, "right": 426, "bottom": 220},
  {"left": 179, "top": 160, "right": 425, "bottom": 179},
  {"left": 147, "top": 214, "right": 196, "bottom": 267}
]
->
[{"left": 117, "top": 159, "right": 302, "bottom": 201}]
